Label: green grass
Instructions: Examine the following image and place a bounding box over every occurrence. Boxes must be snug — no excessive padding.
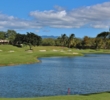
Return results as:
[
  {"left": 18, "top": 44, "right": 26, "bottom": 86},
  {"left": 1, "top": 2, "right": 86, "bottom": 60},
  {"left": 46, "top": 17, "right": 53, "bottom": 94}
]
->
[
  {"left": 0, "top": 93, "right": 110, "bottom": 100},
  {"left": 0, "top": 45, "right": 110, "bottom": 66},
  {"left": 0, "top": 45, "right": 110, "bottom": 99}
]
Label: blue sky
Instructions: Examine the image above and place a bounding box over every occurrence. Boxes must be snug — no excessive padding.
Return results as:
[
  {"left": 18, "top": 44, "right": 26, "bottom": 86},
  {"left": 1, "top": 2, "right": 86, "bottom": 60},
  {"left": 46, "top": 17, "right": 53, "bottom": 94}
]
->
[{"left": 0, "top": 0, "right": 110, "bottom": 37}]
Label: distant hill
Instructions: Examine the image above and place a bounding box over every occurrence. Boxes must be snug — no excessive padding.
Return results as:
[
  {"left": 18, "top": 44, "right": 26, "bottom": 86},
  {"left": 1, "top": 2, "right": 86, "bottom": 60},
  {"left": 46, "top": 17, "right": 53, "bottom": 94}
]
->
[{"left": 41, "top": 35, "right": 59, "bottom": 39}]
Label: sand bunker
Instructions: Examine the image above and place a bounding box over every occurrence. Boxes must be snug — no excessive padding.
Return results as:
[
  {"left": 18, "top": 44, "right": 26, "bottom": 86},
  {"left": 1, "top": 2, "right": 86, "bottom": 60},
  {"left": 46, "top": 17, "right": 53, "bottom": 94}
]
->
[
  {"left": 73, "top": 52, "right": 78, "bottom": 54},
  {"left": 53, "top": 49, "right": 58, "bottom": 52},
  {"left": 9, "top": 50, "right": 15, "bottom": 52},
  {"left": 39, "top": 50, "right": 46, "bottom": 52},
  {"left": 60, "top": 50, "right": 65, "bottom": 52},
  {"left": 27, "top": 50, "right": 33, "bottom": 53},
  {"left": 68, "top": 50, "right": 72, "bottom": 51}
]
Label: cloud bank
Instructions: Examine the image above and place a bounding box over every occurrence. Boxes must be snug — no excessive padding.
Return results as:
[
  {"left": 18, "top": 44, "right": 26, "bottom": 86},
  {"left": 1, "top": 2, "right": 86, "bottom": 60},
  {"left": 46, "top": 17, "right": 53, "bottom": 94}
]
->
[{"left": 0, "top": 2, "right": 110, "bottom": 31}]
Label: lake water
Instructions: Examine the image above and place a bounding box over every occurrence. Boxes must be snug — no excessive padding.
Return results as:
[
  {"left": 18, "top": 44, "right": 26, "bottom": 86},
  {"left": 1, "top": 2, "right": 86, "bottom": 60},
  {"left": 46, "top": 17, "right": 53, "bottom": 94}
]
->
[{"left": 0, "top": 54, "right": 110, "bottom": 97}]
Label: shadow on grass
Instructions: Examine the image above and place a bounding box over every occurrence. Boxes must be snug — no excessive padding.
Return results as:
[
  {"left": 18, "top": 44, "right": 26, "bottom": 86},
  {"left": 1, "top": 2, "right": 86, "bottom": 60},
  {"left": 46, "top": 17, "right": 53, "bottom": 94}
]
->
[{"left": 81, "top": 91, "right": 110, "bottom": 96}]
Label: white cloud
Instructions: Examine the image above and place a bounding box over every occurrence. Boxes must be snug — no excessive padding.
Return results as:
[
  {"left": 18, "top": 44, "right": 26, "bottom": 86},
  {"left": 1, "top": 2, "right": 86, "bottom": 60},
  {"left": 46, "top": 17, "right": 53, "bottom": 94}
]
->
[
  {"left": 30, "top": 2, "right": 110, "bottom": 29},
  {"left": 0, "top": 1, "right": 110, "bottom": 32},
  {"left": 0, "top": 13, "right": 30, "bottom": 29},
  {"left": 30, "top": 10, "right": 67, "bottom": 19}
]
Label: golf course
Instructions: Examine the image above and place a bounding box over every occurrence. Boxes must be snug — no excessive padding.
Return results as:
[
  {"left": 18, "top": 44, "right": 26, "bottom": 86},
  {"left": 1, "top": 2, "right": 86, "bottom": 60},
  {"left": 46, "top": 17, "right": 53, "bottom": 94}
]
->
[
  {"left": 0, "top": 0, "right": 110, "bottom": 99},
  {"left": 0, "top": 45, "right": 110, "bottom": 67},
  {"left": 0, "top": 45, "right": 110, "bottom": 99}
]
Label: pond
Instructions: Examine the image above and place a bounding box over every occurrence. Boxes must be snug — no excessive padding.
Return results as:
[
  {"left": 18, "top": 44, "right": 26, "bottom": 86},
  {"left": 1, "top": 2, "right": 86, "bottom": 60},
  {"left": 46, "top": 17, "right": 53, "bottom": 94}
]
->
[{"left": 0, "top": 54, "right": 110, "bottom": 97}]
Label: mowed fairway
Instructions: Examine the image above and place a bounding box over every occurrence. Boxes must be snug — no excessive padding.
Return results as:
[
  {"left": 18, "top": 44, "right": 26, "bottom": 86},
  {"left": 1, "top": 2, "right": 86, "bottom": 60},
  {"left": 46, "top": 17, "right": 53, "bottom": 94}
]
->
[
  {"left": 0, "top": 45, "right": 81, "bottom": 66},
  {"left": 0, "top": 93, "right": 110, "bottom": 100},
  {"left": 0, "top": 45, "right": 110, "bottom": 66}
]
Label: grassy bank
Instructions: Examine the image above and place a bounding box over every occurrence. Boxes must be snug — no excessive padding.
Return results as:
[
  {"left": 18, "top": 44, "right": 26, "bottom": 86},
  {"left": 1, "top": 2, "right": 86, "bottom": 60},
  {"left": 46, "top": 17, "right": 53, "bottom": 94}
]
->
[
  {"left": 0, "top": 93, "right": 110, "bottom": 100},
  {"left": 0, "top": 45, "right": 110, "bottom": 66},
  {"left": 0, "top": 45, "right": 110, "bottom": 99}
]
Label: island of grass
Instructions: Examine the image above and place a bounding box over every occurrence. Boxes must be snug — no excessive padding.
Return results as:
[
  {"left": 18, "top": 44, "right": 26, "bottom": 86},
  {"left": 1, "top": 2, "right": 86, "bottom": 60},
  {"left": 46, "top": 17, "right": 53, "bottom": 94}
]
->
[{"left": 0, "top": 45, "right": 110, "bottom": 66}]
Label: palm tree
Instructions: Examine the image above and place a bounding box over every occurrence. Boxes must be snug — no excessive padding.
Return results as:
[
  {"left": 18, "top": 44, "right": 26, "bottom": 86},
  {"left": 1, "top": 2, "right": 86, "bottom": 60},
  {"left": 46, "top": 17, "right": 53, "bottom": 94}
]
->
[
  {"left": 68, "top": 33, "right": 75, "bottom": 48},
  {"left": 97, "top": 32, "right": 109, "bottom": 40},
  {"left": 61, "top": 34, "right": 68, "bottom": 47},
  {"left": 95, "top": 38, "right": 103, "bottom": 49},
  {"left": 97, "top": 31, "right": 110, "bottom": 49}
]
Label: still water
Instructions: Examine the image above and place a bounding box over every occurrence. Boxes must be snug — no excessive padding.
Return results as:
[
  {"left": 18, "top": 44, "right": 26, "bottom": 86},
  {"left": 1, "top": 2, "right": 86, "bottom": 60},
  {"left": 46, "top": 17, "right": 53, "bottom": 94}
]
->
[{"left": 0, "top": 54, "right": 110, "bottom": 97}]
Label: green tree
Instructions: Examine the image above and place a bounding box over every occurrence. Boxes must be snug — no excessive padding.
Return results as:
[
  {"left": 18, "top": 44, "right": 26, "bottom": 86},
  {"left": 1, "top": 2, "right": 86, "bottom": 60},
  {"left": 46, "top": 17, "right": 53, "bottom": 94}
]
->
[
  {"left": 13, "top": 33, "right": 27, "bottom": 46},
  {"left": 95, "top": 38, "right": 103, "bottom": 49},
  {"left": 26, "top": 32, "right": 42, "bottom": 46},
  {"left": 14, "top": 32, "right": 42, "bottom": 48},
  {"left": 74, "top": 38, "right": 82, "bottom": 49},
  {"left": 106, "top": 39, "right": 110, "bottom": 49},
  {"left": 42, "top": 38, "right": 55, "bottom": 46},
  {"left": 61, "top": 34, "right": 68, "bottom": 47},
  {"left": 68, "top": 34, "right": 75, "bottom": 48},
  {"left": 55, "top": 37, "right": 62, "bottom": 46},
  {"left": 6, "top": 30, "right": 17, "bottom": 44},
  {"left": 97, "top": 31, "right": 110, "bottom": 39},
  {"left": 0, "top": 31, "right": 6, "bottom": 39},
  {"left": 97, "top": 31, "right": 110, "bottom": 49},
  {"left": 82, "top": 36, "right": 92, "bottom": 49}
]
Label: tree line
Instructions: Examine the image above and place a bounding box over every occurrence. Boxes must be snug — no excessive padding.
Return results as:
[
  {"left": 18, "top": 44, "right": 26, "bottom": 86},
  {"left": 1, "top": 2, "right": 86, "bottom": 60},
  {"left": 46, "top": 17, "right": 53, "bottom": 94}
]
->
[{"left": 0, "top": 30, "right": 110, "bottom": 49}]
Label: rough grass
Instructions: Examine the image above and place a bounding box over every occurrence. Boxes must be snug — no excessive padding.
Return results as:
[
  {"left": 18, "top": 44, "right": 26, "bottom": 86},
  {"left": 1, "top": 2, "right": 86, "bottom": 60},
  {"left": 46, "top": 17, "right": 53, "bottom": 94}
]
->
[
  {"left": 0, "top": 93, "right": 110, "bottom": 100},
  {"left": 0, "top": 45, "right": 110, "bottom": 66}
]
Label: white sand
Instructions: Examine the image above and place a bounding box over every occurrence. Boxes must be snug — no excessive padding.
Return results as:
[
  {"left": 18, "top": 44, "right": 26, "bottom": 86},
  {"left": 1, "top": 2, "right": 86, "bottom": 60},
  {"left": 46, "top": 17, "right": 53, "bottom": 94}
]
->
[
  {"left": 27, "top": 50, "right": 33, "bottom": 53},
  {"left": 68, "top": 50, "right": 72, "bottom": 51},
  {"left": 53, "top": 49, "right": 58, "bottom": 52},
  {"left": 73, "top": 52, "right": 78, "bottom": 54},
  {"left": 39, "top": 50, "right": 46, "bottom": 52},
  {"left": 9, "top": 50, "right": 15, "bottom": 52}
]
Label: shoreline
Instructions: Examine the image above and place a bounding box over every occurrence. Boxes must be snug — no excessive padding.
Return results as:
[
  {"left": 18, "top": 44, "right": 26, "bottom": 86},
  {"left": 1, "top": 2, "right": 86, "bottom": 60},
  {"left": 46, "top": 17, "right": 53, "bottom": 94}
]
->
[
  {"left": 1, "top": 52, "right": 110, "bottom": 67},
  {"left": 0, "top": 45, "right": 110, "bottom": 67},
  {"left": 0, "top": 46, "right": 110, "bottom": 99},
  {"left": 0, "top": 92, "right": 110, "bottom": 100}
]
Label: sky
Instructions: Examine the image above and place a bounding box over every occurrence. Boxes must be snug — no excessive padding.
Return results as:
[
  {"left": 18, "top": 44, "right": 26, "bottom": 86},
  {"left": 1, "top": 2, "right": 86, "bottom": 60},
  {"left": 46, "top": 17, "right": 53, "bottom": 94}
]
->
[{"left": 0, "top": 0, "right": 110, "bottom": 37}]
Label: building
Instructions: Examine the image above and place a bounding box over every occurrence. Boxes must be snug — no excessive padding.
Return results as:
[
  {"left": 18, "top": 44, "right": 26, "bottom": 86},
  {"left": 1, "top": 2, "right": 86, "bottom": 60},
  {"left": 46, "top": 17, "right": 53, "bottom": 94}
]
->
[{"left": 0, "top": 40, "right": 9, "bottom": 44}]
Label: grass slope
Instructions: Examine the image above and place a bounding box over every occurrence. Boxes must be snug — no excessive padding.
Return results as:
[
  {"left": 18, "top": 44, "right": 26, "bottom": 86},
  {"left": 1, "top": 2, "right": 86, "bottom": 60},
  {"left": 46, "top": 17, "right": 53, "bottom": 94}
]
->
[
  {"left": 0, "top": 93, "right": 110, "bottom": 100},
  {"left": 0, "top": 45, "right": 110, "bottom": 66}
]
